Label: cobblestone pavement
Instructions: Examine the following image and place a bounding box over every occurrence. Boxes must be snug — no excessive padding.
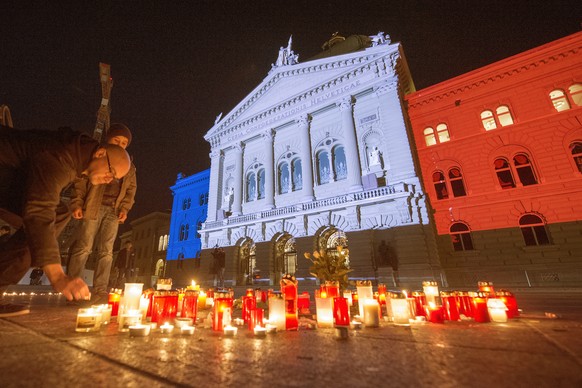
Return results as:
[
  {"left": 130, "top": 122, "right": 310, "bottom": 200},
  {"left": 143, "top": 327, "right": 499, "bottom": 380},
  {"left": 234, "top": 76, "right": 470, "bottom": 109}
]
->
[{"left": 1, "top": 286, "right": 581, "bottom": 387}]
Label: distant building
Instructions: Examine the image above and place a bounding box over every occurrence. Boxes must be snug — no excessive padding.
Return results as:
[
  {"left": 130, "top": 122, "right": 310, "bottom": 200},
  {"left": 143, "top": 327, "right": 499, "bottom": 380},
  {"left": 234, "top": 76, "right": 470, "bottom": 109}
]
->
[
  {"left": 406, "top": 31, "right": 582, "bottom": 288},
  {"left": 127, "top": 211, "right": 170, "bottom": 287},
  {"left": 166, "top": 169, "right": 210, "bottom": 286},
  {"left": 199, "top": 33, "right": 442, "bottom": 288}
]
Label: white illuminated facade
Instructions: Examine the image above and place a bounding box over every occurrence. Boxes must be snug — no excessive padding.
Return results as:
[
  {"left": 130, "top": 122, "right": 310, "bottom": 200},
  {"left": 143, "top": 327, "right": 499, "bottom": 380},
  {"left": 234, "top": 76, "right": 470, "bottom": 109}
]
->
[{"left": 200, "top": 33, "right": 442, "bottom": 287}]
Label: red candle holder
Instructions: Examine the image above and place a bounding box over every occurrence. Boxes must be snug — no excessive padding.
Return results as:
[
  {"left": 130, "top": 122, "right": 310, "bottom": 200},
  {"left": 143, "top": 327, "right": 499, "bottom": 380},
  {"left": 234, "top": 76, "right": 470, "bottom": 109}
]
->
[
  {"left": 108, "top": 290, "right": 121, "bottom": 318},
  {"left": 246, "top": 288, "right": 254, "bottom": 297},
  {"left": 248, "top": 307, "right": 264, "bottom": 331},
  {"left": 325, "top": 281, "right": 340, "bottom": 298},
  {"left": 151, "top": 290, "right": 179, "bottom": 324},
  {"left": 212, "top": 290, "right": 233, "bottom": 331},
  {"left": 426, "top": 304, "right": 445, "bottom": 324},
  {"left": 478, "top": 281, "right": 495, "bottom": 297},
  {"left": 281, "top": 275, "right": 298, "bottom": 331},
  {"left": 377, "top": 283, "right": 387, "bottom": 306},
  {"left": 457, "top": 291, "right": 474, "bottom": 318},
  {"left": 333, "top": 297, "right": 350, "bottom": 327},
  {"left": 471, "top": 291, "right": 490, "bottom": 323},
  {"left": 440, "top": 291, "right": 460, "bottom": 321},
  {"left": 298, "top": 292, "right": 310, "bottom": 313},
  {"left": 496, "top": 290, "right": 519, "bottom": 319},
  {"left": 181, "top": 290, "right": 199, "bottom": 321},
  {"left": 411, "top": 291, "right": 427, "bottom": 317},
  {"left": 242, "top": 295, "right": 256, "bottom": 323}
]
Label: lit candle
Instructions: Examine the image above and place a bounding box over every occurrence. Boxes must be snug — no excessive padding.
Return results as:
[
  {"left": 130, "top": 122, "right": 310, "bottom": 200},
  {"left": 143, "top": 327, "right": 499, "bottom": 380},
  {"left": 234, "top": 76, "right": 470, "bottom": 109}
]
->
[
  {"left": 391, "top": 297, "right": 411, "bottom": 326},
  {"left": 281, "top": 275, "right": 298, "bottom": 331},
  {"left": 363, "top": 299, "right": 380, "bottom": 328},
  {"left": 471, "top": 292, "right": 490, "bottom": 323},
  {"left": 497, "top": 290, "right": 519, "bottom": 319},
  {"left": 422, "top": 281, "right": 439, "bottom": 305},
  {"left": 138, "top": 295, "right": 150, "bottom": 321},
  {"left": 315, "top": 297, "right": 334, "bottom": 328},
  {"left": 123, "top": 283, "right": 144, "bottom": 311},
  {"left": 91, "top": 304, "right": 112, "bottom": 325},
  {"left": 333, "top": 297, "right": 350, "bottom": 327},
  {"left": 197, "top": 291, "right": 207, "bottom": 310},
  {"left": 487, "top": 298, "right": 508, "bottom": 323},
  {"left": 181, "top": 325, "right": 195, "bottom": 335},
  {"left": 478, "top": 281, "right": 495, "bottom": 297},
  {"left": 118, "top": 310, "right": 142, "bottom": 332},
  {"left": 440, "top": 291, "right": 460, "bottom": 321},
  {"left": 268, "top": 292, "right": 286, "bottom": 331},
  {"left": 223, "top": 325, "right": 238, "bottom": 336},
  {"left": 253, "top": 325, "right": 267, "bottom": 337},
  {"left": 356, "top": 281, "right": 373, "bottom": 319},
  {"left": 159, "top": 323, "right": 174, "bottom": 334},
  {"left": 265, "top": 324, "right": 277, "bottom": 334},
  {"left": 75, "top": 308, "right": 101, "bottom": 332},
  {"left": 129, "top": 324, "right": 151, "bottom": 337},
  {"left": 108, "top": 290, "right": 122, "bottom": 318},
  {"left": 174, "top": 317, "right": 194, "bottom": 328},
  {"left": 426, "top": 302, "right": 445, "bottom": 324},
  {"left": 181, "top": 289, "right": 199, "bottom": 321}
]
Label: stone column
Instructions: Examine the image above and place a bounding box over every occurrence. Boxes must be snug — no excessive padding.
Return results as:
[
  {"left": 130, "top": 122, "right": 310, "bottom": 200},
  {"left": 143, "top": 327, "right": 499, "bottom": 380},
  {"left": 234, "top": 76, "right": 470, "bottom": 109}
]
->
[
  {"left": 263, "top": 129, "right": 275, "bottom": 209},
  {"left": 231, "top": 143, "right": 244, "bottom": 216},
  {"left": 375, "top": 81, "right": 416, "bottom": 182},
  {"left": 207, "top": 148, "right": 223, "bottom": 222},
  {"left": 297, "top": 115, "right": 314, "bottom": 202},
  {"left": 338, "top": 97, "right": 363, "bottom": 192}
]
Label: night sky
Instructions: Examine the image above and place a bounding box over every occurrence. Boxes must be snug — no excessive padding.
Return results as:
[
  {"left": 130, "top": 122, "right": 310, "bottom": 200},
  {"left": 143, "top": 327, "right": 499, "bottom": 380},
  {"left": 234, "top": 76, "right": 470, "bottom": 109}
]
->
[{"left": 1, "top": 1, "right": 581, "bottom": 226}]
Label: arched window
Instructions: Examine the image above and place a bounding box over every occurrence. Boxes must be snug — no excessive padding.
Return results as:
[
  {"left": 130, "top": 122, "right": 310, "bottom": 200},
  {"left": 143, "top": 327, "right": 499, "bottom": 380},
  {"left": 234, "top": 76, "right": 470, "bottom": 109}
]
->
[
  {"left": 163, "top": 235, "right": 168, "bottom": 251},
  {"left": 158, "top": 236, "right": 164, "bottom": 251},
  {"left": 448, "top": 168, "right": 467, "bottom": 197},
  {"left": 199, "top": 192, "right": 209, "bottom": 206},
  {"left": 317, "top": 150, "right": 331, "bottom": 184},
  {"left": 569, "top": 83, "right": 582, "bottom": 106},
  {"left": 325, "top": 229, "right": 350, "bottom": 267},
  {"left": 450, "top": 222, "right": 474, "bottom": 251},
  {"left": 246, "top": 171, "right": 256, "bottom": 202},
  {"left": 196, "top": 221, "right": 203, "bottom": 238},
  {"left": 550, "top": 89, "right": 570, "bottom": 112},
  {"left": 292, "top": 159, "right": 302, "bottom": 190},
  {"left": 424, "top": 127, "right": 437, "bottom": 146},
  {"left": 284, "top": 237, "right": 297, "bottom": 275},
  {"left": 436, "top": 123, "right": 450, "bottom": 143},
  {"left": 333, "top": 146, "right": 347, "bottom": 180},
  {"left": 481, "top": 110, "right": 497, "bottom": 130},
  {"left": 257, "top": 169, "right": 265, "bottom": 199},
  {"left": 239, "top": 239, "right": 257, "bottom": 285},
  {"left": 513, "top": 154, "right": 537, "bottom": 186},
  {"left": 179, "top": 224, "right": 189, "bottom": 241},
  {"left": 570, "top": 142, "right": 582, "bottom": 173},
  {"left": 494, "top": 158, "right": 516, "bottom": 189},
  {"left": 496, "top": 105, "right": 514, "bottom": 126},
  {"left": 432, "top": 171, "right": 448, "bottom": 200},
  {"left": 519, "top": 214, "right": 550, "bottom": 246},
  {"left": 278, "top": 162, "right": 290, "bottom": 194}
]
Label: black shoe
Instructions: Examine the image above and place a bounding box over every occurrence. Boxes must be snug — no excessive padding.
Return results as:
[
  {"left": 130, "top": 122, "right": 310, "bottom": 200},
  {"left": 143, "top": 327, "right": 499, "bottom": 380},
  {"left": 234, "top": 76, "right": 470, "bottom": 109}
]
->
[{"left": 0, "top": 303, "right": 30, "bottom": 317}]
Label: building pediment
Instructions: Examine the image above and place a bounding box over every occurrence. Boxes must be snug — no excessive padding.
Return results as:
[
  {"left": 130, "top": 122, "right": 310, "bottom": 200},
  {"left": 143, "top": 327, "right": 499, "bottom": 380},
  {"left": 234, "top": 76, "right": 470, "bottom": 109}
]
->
[{"left": 204, "top": 43, "right": 403, "bottom": 148}]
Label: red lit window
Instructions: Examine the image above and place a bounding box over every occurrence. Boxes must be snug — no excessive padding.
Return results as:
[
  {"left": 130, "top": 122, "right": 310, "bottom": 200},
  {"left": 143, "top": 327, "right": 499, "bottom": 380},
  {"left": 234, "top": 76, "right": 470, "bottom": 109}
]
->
[
  {"left": 519, "top": 214, "right": 550, "bottom": 246},
  {"left": 436, "top": 124, "right": 450, "bottom": 143},
  {"left": 450, "top": 222, "right": 474, "bottom": 251},
  {"left": 569, "top": 84, "right": 582, "bottom": 106},
  {"left": 481, "top": 106, "right": 514, "bottom": 130},
  {"left": 550, "top": 89, "right": 570, "bottom": 112},
  {"left": 514, "top": 154, "right": 538, "bottom": 186},
  {"left": 432, "top": 171, "right": 448, "bottom": 199},
  {"left": 571, "top": 142, "right": 582, "bottom": 173},
  {"left": 424, "top": 127, "right": 437, "bottom": 146},
  {"left": 494, "top": 158, "right": 516, "bottom": 189}
]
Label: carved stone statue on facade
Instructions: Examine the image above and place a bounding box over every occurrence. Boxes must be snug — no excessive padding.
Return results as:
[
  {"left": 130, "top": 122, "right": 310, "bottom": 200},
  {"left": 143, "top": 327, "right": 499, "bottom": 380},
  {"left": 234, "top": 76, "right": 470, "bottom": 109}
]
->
[
  {"left": 272, "top": 35, "right": 299, "bottom": 68},
  {"left": 223, "top": 187, "right": 234, "bottom": 209},
  {"left": 214, "top": 112, "right": 223, "bottom": 124},
  {"left": 370, "top": 32, "right": 391, "bottom": 46},
  {"left": 369, "top": 146, "right": 383, "bottom": 167}
]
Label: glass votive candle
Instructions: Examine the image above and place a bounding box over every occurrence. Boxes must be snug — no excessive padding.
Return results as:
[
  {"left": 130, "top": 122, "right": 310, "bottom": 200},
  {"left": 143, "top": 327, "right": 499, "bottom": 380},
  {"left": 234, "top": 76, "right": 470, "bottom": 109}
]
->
[
  {"left": 181, "top": 325, "right": 195, "bottom": 335},
  {"left": 118, "top": 310, "right": 142, "bottom": 332},
  {"left": 174, "top": 317, "right": 194, "bottom": 328},
  {"left": 223, "top": 325, "right": 238, "bottom": 336},
  {"left": 254, "top": 325, "right": 267, "bottom": 337},
  {"left": 92, "top": 304, "right": 112, "bottom": 325},
  {"left": 268, "top": 292, "right": 286, "bottom": 331},
  {"left": 363, "top": 299, "right": 380, "bottom": 328},
  {"left": 76, "top": 308, "right": 102, "bottom": 332},
  {"left": 129, "top": 324, "right": 151, "bottom": 337},
  {"left": 315, "top": 297, "right": 334, "bottom": 328},
  {"left": 123, "top": 283, "right": 144, "bottom": 311},
  {"left": 159, "top": 323, "right": 174, "bottom": 334}
]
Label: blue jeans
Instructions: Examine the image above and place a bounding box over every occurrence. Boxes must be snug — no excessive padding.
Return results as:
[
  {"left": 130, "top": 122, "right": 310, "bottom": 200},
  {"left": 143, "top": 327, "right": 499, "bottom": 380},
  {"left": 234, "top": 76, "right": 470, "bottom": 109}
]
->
[{"left": 67, "top": 206, "right": 119, "bottom": 294}]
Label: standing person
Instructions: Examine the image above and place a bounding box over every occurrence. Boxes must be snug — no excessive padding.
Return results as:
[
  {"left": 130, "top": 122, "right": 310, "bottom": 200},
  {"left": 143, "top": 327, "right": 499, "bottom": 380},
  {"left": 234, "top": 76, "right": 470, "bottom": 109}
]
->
[
  {"left": 113, "top": 240, "right": 135, "bottom": 287},
  {"left": 0, "top": 125, "right": 131, "bottom": 317},
  {"left": 67, "top": 123, "right": 137, "bottom": 303}
]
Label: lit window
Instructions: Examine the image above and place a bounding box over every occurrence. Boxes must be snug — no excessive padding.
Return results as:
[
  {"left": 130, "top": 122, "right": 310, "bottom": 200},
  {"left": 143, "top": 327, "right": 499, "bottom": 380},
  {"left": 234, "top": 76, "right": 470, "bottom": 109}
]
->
[
  {"left": 436, "top": 124, "right": 450, "bottom": 143},
  {"left": 448, "top": 168, "right": 467, "bottom": 197},
  {"left": 245, "top": 163, "right": 264, "bottom": 201},
  {"left": 158, "top": 236, "right": 164, "bottom": 251},
  {"left": 317, "top": 150, "right": 331, "bottom": 184},
  {"left": 513, "top": 154, "right": 537, "bottom": 186},
  {"left": 496, "top": 106, "right": 514, "bottom": 126},
  {"left": 571, "top": 142, "right": 582, "bottom": 173},
  {"left": 292, "top": 159, "right": 302, "bottom": 190},
  {"left": 550, "top": 89, "right": 570, "bottom": 112},
  {"left": 424, "top": 127, "right": 437, "bottom": 146},
  {"left": 333, "top": 146, "right": 347, "bottom": 181},
  {"left": 246, "top": 172, "right": 256, "bottom": 201},
  {"left": 569, "top": 84, "right": 582, "bottom": 106},
  {"left": 481, "top": 110, "right": 497, "bottom": 130},
  {"left": 450, "top": 222, "right": 474, "bottom": 251},
  {"left": 494, "top": 158, "right": 515, "bottom": 189},
  {"left": 519, "top": 214, "right": 550, "bottom": 246},
  {"left": 257, "top": 169, "right": 265, "bottom": 199},
  {"left": 432, "top": 171, "right": 448, "bottom": 200},
  {"left": 278, "top": 162, "right": 290, "bottom": 194}
]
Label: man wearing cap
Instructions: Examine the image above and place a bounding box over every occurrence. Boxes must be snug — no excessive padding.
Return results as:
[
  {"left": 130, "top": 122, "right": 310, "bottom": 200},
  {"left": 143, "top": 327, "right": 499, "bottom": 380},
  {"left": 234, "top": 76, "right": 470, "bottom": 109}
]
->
[
  {"left": 0, "top": 125, "right": 131, "bottom": 316},
  {"left": 67, "top": 123, "right": 137, "bottom": 302}
]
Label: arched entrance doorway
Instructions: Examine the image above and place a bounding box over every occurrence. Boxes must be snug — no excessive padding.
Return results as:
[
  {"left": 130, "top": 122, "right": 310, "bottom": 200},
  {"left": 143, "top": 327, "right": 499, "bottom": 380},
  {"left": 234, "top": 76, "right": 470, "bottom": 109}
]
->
[
  {"left": 238, "top": 238, "right": 256, "bottom": 285},
  {"left": 273, "top": 233, "right": 297, "bottom": 284},
  {"left": 317, "top": 227, "right": 350, "bottom": 267}
]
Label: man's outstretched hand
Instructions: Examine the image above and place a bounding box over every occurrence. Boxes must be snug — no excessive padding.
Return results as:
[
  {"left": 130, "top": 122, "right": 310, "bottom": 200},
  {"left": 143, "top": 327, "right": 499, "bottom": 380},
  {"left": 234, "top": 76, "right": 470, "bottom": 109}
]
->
[{"left": 43, "top": 263, "right": 91, "bottom": 301}]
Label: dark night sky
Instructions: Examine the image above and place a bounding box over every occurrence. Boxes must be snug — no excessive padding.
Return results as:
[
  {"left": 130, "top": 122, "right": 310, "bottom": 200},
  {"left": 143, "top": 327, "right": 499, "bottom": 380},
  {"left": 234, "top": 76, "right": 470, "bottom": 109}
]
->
[{"left": 1, "top": 1, "right": 581, "bottom": 225}]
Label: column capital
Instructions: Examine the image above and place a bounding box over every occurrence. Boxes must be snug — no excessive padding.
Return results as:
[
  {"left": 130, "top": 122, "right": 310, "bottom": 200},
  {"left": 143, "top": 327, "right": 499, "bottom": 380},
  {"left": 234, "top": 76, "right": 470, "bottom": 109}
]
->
[
  {"left": 209, "top": 148, "right": 223, "bottom": 159},
  {"left": 337, "top": 97, "right": 354, "bottom": 112},
  {"left": 261, "top": 129, "right": 275, "bottom": 141},
  {"left": 295, "top": 114, "right": 311, "bottom": 128},
  {"left": 232, "top": 142, "right": 245, "bottom": 153}
]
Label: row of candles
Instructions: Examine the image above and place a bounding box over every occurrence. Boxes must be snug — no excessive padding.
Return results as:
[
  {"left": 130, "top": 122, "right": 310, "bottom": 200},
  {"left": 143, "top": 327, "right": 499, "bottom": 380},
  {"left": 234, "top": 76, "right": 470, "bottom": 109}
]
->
[{"left": 75, "top": 279, "right": 519, "bottom": 337}]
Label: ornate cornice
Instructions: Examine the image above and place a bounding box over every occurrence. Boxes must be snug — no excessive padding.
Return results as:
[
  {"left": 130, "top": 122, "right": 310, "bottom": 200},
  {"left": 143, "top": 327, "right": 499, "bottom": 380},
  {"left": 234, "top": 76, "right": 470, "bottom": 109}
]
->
[{"left": 407, "top": 46, "right": 581, "bottom": 109}]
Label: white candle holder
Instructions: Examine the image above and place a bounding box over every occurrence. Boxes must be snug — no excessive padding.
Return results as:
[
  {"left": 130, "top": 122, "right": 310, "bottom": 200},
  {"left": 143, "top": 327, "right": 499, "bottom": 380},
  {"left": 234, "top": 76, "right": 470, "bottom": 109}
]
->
[
  {"left": 223, "top": 325, "right": 238, "bottom": 336},
  {"left": 123, "top": 283, "right": 144, "bottom": 312},
  {"left": 129, "top": 324, "right": 151, "bottom": 337},
  {"left": 76, "top": 308, "right": 101, "bottom": 332},
  {"left": 181, "top": 325, "right": 195, "bottom": 335},
  {"left": 159, "top": 323, "right": 175, "bottom": 334}
]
